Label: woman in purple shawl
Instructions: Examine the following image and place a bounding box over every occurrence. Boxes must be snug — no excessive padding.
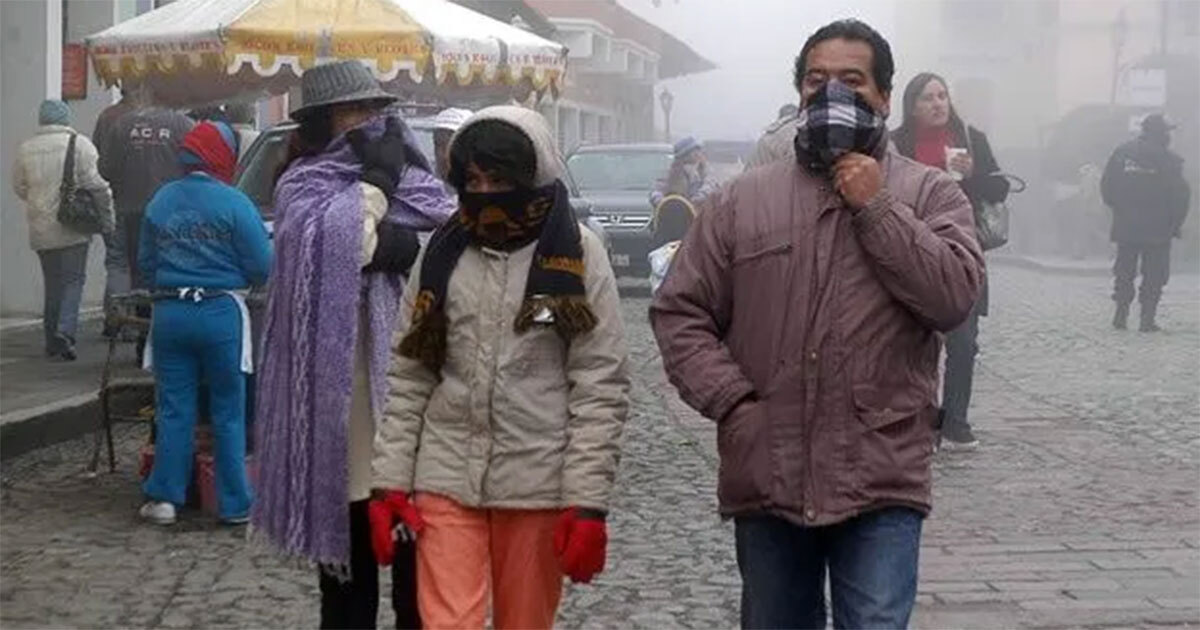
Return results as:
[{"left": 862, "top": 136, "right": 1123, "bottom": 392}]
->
[{"left": 251, "top": 61, "right": 454, "bottom": 629}]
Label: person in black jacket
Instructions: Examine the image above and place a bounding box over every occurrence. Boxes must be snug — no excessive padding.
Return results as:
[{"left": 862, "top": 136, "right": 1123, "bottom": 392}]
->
[
  {"left": 1101, "top": 114, "right": 1191, "bottom": 332},
  {"left": 892, "top": 72, "right": 1010, "bottom": 451}
]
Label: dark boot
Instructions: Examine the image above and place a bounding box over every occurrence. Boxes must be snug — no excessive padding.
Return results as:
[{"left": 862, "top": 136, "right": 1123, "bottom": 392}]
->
[
  {"left": 1139, "top": 301, "right": 1161, "bottom": 332},
  {"left": 1112, "top": 302, "right": 1130, "bottom": 330}
]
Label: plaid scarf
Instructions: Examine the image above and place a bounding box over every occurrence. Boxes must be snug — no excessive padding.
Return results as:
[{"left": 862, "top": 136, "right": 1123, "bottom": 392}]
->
[
  {"left": 399, "top": 180, "right": 596, "bottom": 372},
  {"left": 793, "top": 80, "right": 887, "bottom": 173}
]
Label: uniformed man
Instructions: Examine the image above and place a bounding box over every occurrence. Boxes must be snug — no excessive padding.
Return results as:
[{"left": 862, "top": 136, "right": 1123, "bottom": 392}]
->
[{"left": 1100, "top": 114, "right": 1191, "bottom": 332}]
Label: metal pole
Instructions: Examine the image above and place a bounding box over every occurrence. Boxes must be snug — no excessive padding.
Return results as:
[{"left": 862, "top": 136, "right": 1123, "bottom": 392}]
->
[
  {"left": 1110, "top": 8, "right": 1128, "bottom": 105},
  {"left": 1160, "top": 0, "right": 1169, "bottom": 55},
  {"left": 658, "top": 88, "right": 673, "bottom": 142}
]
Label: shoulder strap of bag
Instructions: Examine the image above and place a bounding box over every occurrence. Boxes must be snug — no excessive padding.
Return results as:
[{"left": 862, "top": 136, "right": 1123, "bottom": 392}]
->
[{"left": 62, "top": 133, "right": 78, "bottom": 190}]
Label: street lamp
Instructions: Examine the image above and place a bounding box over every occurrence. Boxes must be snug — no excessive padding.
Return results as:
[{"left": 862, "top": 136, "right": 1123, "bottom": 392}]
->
[
  {"left": 659, "top": 88, "right": 674, "bottom": 142},
  {"left": 1110, "top": 7, "right": 1128, "bottom": 104}
]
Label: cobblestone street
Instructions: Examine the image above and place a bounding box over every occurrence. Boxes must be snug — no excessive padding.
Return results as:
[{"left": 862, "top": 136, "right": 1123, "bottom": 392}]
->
[{"left": 2, "top": 265, "right": 1198, "bottom": 629}]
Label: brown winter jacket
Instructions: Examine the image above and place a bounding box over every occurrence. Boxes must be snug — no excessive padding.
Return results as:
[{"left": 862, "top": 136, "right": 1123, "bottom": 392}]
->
[{"left": 650, "top": 148, "right": 984, "bottom": 526}]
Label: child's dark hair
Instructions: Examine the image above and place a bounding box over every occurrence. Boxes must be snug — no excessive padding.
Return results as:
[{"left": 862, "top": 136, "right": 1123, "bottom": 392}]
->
[{"left": 447, "top": 120, "right": 537, "bottom": 192}]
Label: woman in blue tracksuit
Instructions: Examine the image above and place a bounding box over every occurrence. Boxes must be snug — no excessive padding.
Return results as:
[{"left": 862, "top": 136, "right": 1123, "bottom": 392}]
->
[{"left": 137, "top": 120, "right": 271, "bottom": 525}]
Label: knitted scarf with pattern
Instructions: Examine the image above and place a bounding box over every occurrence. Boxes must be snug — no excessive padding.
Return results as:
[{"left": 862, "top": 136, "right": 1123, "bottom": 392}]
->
[
  {"left": 251, "top": 114, "right": 454, "bottom": 571},
  {"left": 399, "top": 179, "right": 596, "bottom": 372}
]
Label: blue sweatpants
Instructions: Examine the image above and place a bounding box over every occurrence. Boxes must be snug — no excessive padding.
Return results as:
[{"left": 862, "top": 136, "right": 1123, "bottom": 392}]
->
[{"left": 143, "top": 296, "right": 252, "bottom": 520}]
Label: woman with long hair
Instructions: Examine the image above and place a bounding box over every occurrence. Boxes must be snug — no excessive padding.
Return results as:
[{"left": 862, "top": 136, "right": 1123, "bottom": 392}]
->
[
  {"left": 892, "top": 72, "right": 1011, "bottom": 451},
  {"left": 251, "top": 61, "right": 455, "bottom": 629}
]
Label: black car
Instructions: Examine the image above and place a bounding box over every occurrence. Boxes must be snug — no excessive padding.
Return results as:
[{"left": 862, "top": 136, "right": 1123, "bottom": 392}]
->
[{"left": 566, "top": 143, "right": 673, "bottom": 276}]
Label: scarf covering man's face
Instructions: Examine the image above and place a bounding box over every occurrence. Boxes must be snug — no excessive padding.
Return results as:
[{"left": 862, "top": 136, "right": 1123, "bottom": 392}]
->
[{"left": 794, "top": 79, "right": 887, "bottom": 172}]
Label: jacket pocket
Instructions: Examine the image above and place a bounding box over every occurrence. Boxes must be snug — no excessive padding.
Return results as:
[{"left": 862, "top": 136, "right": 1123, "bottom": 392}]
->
[
  {"left": 729, "top": 238, "right": 792, "bottom": 365},
  {"left": 513, "top": 326, "right": 568, "bottom": 380},
  {"left": 424, "top": 374, "right": 472, "bottom": 425},
  {"left": 733, "top": 239, "right": 791, "bottom": 265},
  {"left": 716, "top": 399, "right": 769, "bottom": 509},
  {"left": 851, "top": 385, "right": 934, "bottom": 496}
]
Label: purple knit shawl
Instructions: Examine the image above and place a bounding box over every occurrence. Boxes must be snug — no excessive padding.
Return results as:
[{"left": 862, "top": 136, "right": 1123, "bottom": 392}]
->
[{"left": 252, "top": 114, "right": 454, "bottom": 567}]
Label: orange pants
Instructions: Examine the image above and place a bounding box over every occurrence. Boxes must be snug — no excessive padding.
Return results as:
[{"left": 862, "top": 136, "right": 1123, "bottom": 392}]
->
[{"left": 415, "top": 493, "right": 564, "bottom": 630}]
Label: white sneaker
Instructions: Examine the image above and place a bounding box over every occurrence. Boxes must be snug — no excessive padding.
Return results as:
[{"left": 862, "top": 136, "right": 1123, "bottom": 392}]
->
[{"left": 139, "top": 501, "right": 177, "bottom": 525}]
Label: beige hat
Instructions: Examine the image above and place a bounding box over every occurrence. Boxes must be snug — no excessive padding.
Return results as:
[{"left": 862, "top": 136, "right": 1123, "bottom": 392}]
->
[{"left": 434, "top": 107, "right": 473, "bottom": 132}]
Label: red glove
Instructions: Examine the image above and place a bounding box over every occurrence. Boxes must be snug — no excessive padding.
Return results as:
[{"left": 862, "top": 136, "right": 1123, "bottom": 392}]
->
[
  {"left": 368, "top": 490, "right": 425, "bottom": 566},
  {"left": 553, "top": 507, "right": 608, "bottom": 583}
]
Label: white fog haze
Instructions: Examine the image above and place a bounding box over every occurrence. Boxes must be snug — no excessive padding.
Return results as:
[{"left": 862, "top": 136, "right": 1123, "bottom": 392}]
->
[
  {"left": 622, "top": 0, "right": 1199, "bottom": 265},
  {"left": 625, "top": 0, "right": 897, "bottom": 141}
]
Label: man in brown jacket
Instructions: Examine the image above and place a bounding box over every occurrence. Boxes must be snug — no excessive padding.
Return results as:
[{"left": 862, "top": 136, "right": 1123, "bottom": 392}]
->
[{"left": 650, "top": 19, "right": 984, "bottom": 630}]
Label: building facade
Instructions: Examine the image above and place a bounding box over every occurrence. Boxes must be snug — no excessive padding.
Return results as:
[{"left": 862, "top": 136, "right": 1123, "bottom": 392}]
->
[{"left": 527, "top": 0, "right": 712, "bottom": 153}]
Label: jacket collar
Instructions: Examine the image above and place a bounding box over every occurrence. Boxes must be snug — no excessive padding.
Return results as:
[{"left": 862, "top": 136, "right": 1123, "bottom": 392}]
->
[{"left": 37, "top": 124, "right": 74, "bottom": 136}]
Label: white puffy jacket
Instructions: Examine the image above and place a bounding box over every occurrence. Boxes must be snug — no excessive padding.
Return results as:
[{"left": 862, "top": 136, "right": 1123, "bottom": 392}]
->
[
  {"left": 372, "top": 106, "right": 631, "bottom": 512},
  {"left": 11, "top": 125, "right": 114, "bottom": 251}
]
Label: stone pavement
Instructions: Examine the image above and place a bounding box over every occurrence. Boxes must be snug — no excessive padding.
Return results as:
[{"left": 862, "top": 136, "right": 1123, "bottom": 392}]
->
[
  {"left": 2, "top": 266, "right": 1198, "bottom": 629},
  {"left": 0, "top": 318, "right": 116, "bottom": 461},
  {"left": 0, "top": 317, "right": 109, "bottom": 418}
]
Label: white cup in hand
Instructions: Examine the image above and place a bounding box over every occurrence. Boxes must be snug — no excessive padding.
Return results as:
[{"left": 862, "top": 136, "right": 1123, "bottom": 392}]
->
[{"left": 945, "top": 147, "right": 968, "bottom": 181}]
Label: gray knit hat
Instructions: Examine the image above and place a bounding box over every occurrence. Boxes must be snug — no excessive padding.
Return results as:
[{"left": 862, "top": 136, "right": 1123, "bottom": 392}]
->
[
  {"left": 290, "top": 60, "right": 397, "bottom": 121},
  {"left": 39, "top": 100, "right": 71, "bottom": 126}
]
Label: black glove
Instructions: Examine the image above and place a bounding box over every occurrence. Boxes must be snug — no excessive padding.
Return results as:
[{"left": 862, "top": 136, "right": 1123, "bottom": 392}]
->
[
  {"left": 347, "top": 117, "right": 409, "bottom": 193},
  {"left": 364, "top": 220, "right": 421, "bottom": 275}
]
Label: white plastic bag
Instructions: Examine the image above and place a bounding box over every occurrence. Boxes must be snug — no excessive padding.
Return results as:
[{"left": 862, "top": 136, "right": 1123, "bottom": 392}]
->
[{"left": 648, "top": 241, "right": 681, "bottom": 294}]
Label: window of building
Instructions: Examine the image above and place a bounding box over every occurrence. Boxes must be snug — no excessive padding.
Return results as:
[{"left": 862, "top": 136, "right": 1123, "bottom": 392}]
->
[{"left": 1178, "top": 0, "right": 1199, "bottom": 37}]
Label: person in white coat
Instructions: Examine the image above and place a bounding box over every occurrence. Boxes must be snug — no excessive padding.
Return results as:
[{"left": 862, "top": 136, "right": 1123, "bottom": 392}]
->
[{"left": 11, "top": 100, "right": 114, "bottom": 360}]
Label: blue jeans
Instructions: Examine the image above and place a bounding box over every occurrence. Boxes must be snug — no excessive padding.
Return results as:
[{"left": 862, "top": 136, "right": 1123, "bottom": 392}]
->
[
  {"left": 941, "top": 307, "right": 979, "bottom": 434},
  {"left": 735, "top": 507, "right": 923, "bottom": 630},
  {"left": 102, "top": 216, "right": 130, "bottom": 317},
  {"left": 37, "top": 242, "right": 90, "bottom": 354},
  {"left": 143, "top": 295, "right": 252, "bottom": 519}
]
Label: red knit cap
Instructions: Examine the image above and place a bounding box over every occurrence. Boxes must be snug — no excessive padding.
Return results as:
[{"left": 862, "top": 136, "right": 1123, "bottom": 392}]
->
[{"left": 180, "top": 121, "right": 238, "bottom": 184}]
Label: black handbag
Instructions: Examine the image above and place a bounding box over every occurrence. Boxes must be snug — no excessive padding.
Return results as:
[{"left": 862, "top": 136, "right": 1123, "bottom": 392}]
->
[
  {"left": 962, "top": 127, "right": 1024, "bottom": 251},
  {"left": 57, "top": 133, "right": 104, "bottom": 234}
]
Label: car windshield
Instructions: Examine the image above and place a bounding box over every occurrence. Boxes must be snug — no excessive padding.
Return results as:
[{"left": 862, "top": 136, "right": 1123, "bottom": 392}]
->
[
  {"left": 236, "top": 124, "right": 437, "bottom": 219},
  {"left": 567, "top": 151, "right": 672, "bottom": 192},
  {"left": 236, "top": 130, "right": 291, "bottom": 217}
]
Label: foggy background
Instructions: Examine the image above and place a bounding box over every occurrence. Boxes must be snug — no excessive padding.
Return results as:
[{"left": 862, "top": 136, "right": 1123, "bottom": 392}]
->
[
  {"left": 625, "top": 0, "right": 1200, "bottom": 265},
  {"left": 627, "top": 0, "right": 897, "bottom": 141}
]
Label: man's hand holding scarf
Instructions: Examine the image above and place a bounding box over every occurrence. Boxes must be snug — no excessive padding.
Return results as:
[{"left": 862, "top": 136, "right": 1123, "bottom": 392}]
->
[
  {"left": 833, "top": 153, "right": 883, "bottom": 209},
  {"left": 793, "top": 78, "right": 888, "bottom": 211}
]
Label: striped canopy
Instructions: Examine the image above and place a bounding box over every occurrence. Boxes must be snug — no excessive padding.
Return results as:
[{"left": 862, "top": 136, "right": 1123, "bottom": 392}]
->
[{"left": 86, "top": 0, "right": 568, "bottom": 106}]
